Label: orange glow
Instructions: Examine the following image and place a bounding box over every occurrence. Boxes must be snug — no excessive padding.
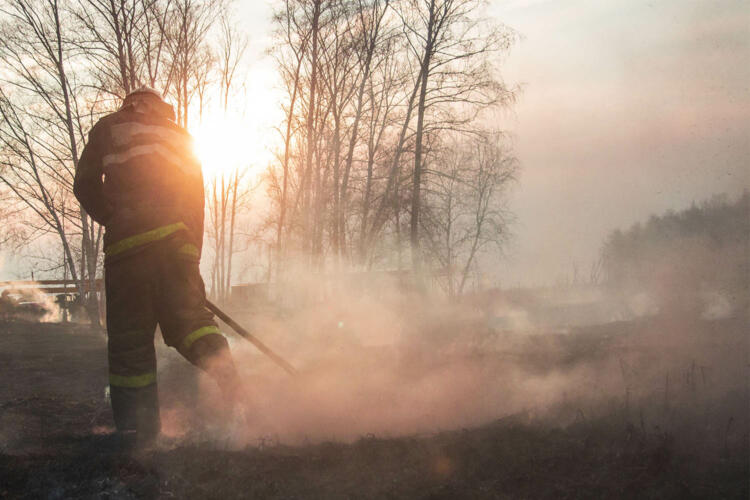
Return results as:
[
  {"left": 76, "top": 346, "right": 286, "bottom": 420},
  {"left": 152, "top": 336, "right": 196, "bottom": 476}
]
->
[
  {"left": 191, "top": 67, "right": 282, "bottom": 181},
  {"left": 193, "top": 112, "right": 258, "bottom": 180}
]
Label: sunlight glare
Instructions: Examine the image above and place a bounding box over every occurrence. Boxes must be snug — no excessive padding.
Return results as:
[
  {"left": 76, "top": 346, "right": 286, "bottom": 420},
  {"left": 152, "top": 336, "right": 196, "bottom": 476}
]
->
[
  {"left": 191, "top": 61, "right": 282, "bottom": 182},
  {"left": 193, "top": 113, "right": 254, "bottom": 180}
]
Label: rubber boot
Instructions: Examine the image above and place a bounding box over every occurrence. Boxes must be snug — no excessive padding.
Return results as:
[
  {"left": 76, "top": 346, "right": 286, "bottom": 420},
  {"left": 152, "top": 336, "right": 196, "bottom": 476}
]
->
[{"left": 110, "top": 384, "right": 161, "bottom": 451}]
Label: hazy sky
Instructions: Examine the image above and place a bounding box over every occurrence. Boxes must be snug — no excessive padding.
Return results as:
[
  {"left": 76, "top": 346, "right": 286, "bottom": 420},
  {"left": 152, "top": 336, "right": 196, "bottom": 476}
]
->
[
  {"left": 487, "top": 0, "right": 749, "bottom": 285},
  {"left": 238, "top": 0, "right": 749, "bottom": 286}
]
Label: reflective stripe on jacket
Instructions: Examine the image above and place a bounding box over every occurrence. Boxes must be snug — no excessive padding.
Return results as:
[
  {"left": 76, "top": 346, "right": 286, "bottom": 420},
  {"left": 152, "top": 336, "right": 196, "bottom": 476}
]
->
[{"left": 74, "top": 99, "right": 205, "bottom": 263}]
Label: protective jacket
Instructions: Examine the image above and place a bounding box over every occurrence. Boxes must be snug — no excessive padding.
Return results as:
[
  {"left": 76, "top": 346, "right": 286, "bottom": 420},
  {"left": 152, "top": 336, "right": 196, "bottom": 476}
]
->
[{"left": 74, "top": 93, "right": 204, "bottom": 263}]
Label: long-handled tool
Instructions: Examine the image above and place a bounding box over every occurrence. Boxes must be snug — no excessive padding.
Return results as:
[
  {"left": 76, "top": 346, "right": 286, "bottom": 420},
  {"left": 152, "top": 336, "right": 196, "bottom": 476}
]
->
[{"left": 206, "top": 300, "right": 298, "bottom": 377}]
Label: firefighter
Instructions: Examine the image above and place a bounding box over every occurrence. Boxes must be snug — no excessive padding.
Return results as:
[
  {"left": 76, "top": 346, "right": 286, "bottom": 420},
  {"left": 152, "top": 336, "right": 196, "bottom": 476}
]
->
[{"left": 74, "top": 86, "right": 242, "bottom": 447}]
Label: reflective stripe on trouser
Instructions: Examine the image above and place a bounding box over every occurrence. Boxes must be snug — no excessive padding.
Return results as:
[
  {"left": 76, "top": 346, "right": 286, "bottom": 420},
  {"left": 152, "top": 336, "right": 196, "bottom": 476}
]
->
[
  {"left": 109, "top": 371, "right": 156, "bottom": 388},
  {"left": 105, "top": 237, "right": 227, "bottom": 434},
  {"left": 181, "top": 325, "right": 221, "bottom": 352}
]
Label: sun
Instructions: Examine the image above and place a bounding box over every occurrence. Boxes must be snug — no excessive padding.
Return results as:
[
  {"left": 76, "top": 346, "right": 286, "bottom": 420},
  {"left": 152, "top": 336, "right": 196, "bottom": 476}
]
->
[
  {"left": 193, "top": 112, "right": 254, "bottom": 180},
  {"left": 191, "top": 68, "right": 282, "bottom": 181}
]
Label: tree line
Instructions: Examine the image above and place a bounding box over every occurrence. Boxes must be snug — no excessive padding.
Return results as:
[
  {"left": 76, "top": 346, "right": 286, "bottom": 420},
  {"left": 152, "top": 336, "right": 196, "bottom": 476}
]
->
[
  {"left": 601, "top": 192, "right": 749, "bottom": 315},
  {"left": 267, "top": 0, "right": 518, "bottom": 295}
]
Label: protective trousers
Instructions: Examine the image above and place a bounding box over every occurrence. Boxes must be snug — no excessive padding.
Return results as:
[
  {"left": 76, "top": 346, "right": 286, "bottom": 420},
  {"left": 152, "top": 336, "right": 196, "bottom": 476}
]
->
[{"left": 104, "top": 236, "right": 237, "bottom": 439}]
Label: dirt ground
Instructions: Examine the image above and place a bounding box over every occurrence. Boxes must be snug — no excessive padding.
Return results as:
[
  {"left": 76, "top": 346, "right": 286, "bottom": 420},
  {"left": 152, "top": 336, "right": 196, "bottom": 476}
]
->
[{"left": 0, "top": 317, "right": 747, "bottom": 499}]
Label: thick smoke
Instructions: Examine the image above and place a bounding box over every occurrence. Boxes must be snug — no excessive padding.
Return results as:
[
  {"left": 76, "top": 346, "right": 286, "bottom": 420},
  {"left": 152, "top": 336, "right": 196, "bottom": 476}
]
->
[
  {"left": 154, "top": 268, "right": 747, "bottom": 449},
  {"left": 0, "top": 282, "right": 62, "bottom": 322}
]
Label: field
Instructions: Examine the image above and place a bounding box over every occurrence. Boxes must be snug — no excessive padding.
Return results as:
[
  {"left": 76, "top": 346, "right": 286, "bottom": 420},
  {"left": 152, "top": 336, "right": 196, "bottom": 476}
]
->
[{"left": 0, "top": 314, "right": 747, "bottom": 499}]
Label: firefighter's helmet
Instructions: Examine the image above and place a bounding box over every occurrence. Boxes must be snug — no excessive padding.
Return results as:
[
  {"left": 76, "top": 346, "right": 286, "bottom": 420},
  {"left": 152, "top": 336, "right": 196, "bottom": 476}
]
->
[{"left": 125, "top": 86, "right": 164, "bottom": 101}]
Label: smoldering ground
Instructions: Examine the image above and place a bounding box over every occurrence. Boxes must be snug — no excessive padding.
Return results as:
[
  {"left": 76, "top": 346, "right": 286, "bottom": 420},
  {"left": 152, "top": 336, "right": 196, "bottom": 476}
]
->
[
  {"left": 152, "top": 275, "right": 748, "bottom": 452},
  {"left": 0, "top": 259, "right": 746, "bottom": 498}
]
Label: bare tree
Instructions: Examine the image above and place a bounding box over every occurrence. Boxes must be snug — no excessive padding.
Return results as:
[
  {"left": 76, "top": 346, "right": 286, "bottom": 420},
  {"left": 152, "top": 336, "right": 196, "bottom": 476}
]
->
[
  {"left": 201, "top": 10, "right": 250, "bottom": 304},
  {"left": 301, "top": 0, "right": 322, "bottom": 260},
  {"left": 161, "top": 0, "right": 218, "bottom": 127},
  {"left": 318, "top": 0, "right": 358, "bottom": 262},
  {"left": 217, "top": 14, "right": 246, "bottom": 112},
  {"left": 264, "top": 0, "right": 519, "bottom": 293},
  {"left": 336, "top": 0, "right": 391, "bottom": 262},
  {"left": 0, "top": 0, "right": 103, "bottom": 324},
  {"left": 422, "top": 133, "right": 517, "bottom": 295},
  {"left": 72, "top": 0, "right": 143, "bottom": 96},
  {"left": 271, "top": 0, "right": 311, "bottom": 280},
  {"left": 395, "top": 0, "right": 516, "bottom": 276}
]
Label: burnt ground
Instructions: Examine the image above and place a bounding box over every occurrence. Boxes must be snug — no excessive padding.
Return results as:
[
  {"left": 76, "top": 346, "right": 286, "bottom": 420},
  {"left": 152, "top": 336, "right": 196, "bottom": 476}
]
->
[{"left": 0, "top": 318, "right": 747, "bottom": 499}]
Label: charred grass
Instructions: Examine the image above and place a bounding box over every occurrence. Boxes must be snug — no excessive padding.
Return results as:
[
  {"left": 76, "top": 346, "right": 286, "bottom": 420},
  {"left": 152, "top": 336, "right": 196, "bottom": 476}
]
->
[
  {"left": 1, "top": 410, "right": 746, "bottom": 499},
  {"left": 0, "top": 318, "right": 747, "bottom": 499}
]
